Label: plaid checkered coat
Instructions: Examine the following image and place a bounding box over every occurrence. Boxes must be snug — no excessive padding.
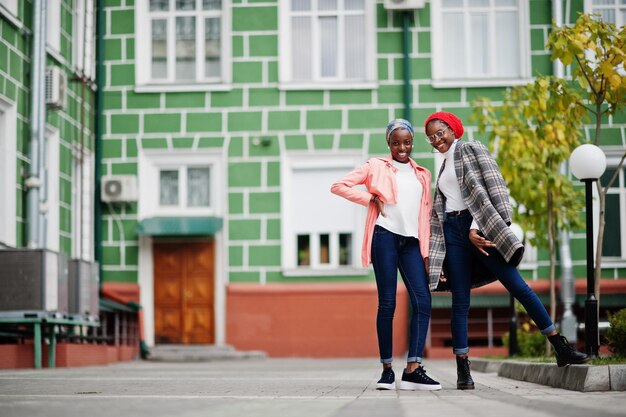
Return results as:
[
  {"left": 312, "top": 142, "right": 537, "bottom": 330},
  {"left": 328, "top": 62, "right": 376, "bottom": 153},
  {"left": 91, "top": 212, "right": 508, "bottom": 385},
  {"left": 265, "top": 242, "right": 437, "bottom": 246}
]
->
[{"left": 428, "top": 141, "right": 524, "bottom": 291}]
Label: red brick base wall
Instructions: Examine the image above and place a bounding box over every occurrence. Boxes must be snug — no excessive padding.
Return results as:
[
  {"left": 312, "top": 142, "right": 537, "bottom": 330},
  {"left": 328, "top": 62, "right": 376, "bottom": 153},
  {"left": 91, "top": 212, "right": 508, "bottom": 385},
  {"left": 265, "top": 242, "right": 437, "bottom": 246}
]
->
[
  {"left": 0, "top": 344, "right": 139, "bottom": 369},
  {"left": 226, "top": 282, "right": 409, "bottom": 358}
]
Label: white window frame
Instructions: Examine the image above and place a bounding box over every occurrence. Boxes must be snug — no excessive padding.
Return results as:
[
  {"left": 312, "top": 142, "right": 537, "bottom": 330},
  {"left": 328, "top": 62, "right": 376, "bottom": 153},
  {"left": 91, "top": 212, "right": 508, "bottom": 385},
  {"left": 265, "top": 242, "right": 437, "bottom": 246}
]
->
[
  {"left": 516, "top": 230, "right": 538, "bottom": 272},
  {"left": 430, "top": 0, "right": 532, "bottom": 88},
  {"left": 138, "top": 149, "right": 224, "bottom": 219},
  {"left": 0, "top": 96, "right": 17, "bottom": 248},
  {"left": 135, "top": 0, "right": 232, "bottom": 92},
  {"left": 72, "top": 144, "right": 94, "bottom": 261},
  {"left": 47, "top": 0, "right": 62, "bottom": 54},
  {"left": 157, "top": 165, "right": 213, "bottom": 210},
  {"left": 0, "top": 0, "right": 20, "bottom": 27},
  {"left": 278, "top": 0, "right": 377, "bottom": 90},
  {"left": 44, "top": 126, "right": 60, "bottom": 252},
  {"left": 585, "top": 0, "right": 626, "bottom": 26},
  {"left": 583, "top": 0, "right": 626, "bottom": 76},
  {"left": 281, "top": 153, "right": 368, "bottom": 276},
  {"left": 598, "top": 160, "right": 626, "bottom": 263},
  {"left": 72, "top": 0, "right": 96, "bottom": 79}
]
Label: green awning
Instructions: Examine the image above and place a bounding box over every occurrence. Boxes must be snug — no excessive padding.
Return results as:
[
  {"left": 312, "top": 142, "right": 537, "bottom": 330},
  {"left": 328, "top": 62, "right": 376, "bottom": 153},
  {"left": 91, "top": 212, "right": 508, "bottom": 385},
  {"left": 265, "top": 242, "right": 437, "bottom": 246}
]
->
[
  {"left": 99, "top": 298, "right": 137, "bottom": 313},
  {"left": 136, "top": 216, "right": 223, "bottom": 236}
]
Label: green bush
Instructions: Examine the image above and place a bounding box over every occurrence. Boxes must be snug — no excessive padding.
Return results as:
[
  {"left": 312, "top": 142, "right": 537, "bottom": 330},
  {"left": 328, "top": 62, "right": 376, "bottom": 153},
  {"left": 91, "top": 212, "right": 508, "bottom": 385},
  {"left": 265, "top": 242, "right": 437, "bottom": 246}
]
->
[
  {"left": 502, "top": 329, "right": 545, "bottom": 357},
  {"left": 607, "top": 308, "right": 626, "bottom": 356}
]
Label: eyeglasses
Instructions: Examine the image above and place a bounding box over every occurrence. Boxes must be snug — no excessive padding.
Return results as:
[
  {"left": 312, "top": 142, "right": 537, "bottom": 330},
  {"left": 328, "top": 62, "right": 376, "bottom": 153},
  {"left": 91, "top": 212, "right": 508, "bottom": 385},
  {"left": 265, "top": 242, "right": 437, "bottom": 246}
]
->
[{"left": 425, "top": 126, "right": 451, "bottom": 144}]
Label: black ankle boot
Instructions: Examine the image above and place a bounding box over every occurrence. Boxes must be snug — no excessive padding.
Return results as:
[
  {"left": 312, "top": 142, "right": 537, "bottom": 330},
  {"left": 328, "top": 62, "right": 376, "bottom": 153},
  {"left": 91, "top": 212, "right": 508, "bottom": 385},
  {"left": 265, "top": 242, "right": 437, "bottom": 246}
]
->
[
  {"left": 548, "top": 333, "right": 590, "bottom": 367},
  {"left": 456, "top": 355, "right": 475, "bottom": 390}
]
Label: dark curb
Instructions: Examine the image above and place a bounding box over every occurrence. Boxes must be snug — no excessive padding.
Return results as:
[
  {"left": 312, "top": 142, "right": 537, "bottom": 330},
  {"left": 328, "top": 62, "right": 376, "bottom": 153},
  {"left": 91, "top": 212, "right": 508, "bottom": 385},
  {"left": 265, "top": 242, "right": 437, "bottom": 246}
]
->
[{"left": 471, "top": 358, "right": 626, "bottom": 392}]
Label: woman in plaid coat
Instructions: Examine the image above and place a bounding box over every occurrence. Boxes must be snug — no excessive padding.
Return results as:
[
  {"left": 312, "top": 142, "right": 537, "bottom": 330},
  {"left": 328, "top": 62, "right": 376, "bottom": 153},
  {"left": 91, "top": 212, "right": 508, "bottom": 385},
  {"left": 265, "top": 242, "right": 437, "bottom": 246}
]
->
[{"left": 425, "top": 111, "right": 589, "bottom": 390}]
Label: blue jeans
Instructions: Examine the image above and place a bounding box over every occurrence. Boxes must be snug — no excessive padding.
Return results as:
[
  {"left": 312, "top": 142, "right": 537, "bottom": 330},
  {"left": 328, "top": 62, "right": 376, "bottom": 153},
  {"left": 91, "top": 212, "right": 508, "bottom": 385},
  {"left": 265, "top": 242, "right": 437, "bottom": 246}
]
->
[
  {"left": 443, "top": 212, "right": 556, "bottom": 355},
  {"left": 371, "top": 225, "right": 431, "bottom": 364}
]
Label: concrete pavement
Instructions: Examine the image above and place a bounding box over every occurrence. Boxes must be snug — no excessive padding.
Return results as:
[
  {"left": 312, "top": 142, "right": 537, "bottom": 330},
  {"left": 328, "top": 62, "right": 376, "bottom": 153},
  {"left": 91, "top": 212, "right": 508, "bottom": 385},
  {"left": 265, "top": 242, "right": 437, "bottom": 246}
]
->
[{"left": 1, "top": 357, "right": 626, "bottom": 417}]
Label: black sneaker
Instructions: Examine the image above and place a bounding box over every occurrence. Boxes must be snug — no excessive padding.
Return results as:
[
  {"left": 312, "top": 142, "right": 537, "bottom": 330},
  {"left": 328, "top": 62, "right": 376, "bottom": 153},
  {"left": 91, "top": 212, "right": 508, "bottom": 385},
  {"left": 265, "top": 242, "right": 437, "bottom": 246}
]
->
[
  {"left": 376, "top": 367, "right": 395, "bottom": 390},
  {"left": 398, "top": 367, "right": 442, "bottom": 391}
]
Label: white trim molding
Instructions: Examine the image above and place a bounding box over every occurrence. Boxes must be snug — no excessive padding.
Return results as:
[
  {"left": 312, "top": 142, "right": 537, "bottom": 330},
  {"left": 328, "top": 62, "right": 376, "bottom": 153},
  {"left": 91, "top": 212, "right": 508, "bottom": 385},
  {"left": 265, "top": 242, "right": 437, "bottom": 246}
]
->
[
  {"left": 0, "top": 96, "right": 17, "bottom": 247},
  {"left": 137, "top": 147, "right": 228, "bottom": 347}
]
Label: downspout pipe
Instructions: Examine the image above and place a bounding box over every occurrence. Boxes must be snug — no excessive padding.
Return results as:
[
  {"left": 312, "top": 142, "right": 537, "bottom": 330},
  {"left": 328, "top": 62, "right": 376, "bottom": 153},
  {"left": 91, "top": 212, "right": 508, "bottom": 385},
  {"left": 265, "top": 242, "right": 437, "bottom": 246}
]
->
[
  {"left": 552, "top": 0, "right": 565, "bottom": 78},
  {"left": 401, "top": 11, "right": 412, "bottom": 121},
  {"left": 95, "top": 0, "right": 105, "bottom": 291},
  {"left": 26, "top": 0, "right": 47, "bottom": 249}
]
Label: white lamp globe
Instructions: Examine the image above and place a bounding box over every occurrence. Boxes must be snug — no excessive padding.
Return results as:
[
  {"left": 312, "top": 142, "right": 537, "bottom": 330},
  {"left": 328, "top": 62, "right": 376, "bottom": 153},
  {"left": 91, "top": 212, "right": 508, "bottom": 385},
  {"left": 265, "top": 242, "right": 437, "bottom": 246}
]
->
[
  {"left": 569, "top": 144, "right": 607, "bottom": 180},
  {"left": 509, "top": 223, "right": 524, "bottom": 242}
]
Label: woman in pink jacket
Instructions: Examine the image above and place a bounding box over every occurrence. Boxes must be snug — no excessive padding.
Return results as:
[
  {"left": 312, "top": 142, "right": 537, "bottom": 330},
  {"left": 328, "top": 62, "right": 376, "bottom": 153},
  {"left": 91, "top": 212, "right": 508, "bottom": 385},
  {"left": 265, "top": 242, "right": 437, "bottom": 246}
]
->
[{"left": 331, "top": 119, "right": 440, "bottom": 391}]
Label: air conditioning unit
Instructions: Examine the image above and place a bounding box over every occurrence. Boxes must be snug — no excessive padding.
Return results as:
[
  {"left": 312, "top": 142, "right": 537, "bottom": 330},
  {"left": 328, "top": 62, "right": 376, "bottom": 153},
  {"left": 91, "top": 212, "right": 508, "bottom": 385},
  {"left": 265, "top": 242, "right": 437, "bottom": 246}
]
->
[
  {"left": 68, "top": 259, "right": 99, "bottom": 317},
  {"left": 45, "top": 66, "right": 67, "bottom": 109},
  {"left": 383, "top": 0, "right": 427, "bottom": 10},
  {"left": 101, "top": 175, "right": 138, "bottom": 203},
  {"left": 0, "top": 249, "right": 69, "bottom": 313}
]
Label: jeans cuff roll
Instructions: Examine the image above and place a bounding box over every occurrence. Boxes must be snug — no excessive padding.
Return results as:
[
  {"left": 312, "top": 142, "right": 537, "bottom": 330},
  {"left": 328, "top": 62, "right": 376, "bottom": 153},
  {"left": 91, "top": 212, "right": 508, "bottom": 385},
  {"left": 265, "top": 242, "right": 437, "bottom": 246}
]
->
[{"left": 540, "top": 324, "right": 557, "bottom": 335}]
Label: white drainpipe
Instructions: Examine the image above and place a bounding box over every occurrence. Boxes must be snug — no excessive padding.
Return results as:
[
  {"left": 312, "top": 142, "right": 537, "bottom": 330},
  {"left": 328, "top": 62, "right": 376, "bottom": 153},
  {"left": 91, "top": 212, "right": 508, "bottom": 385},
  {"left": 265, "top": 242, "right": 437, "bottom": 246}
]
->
[
  {"left": 552, "top": 0, "right": 565, "bottom": 78},
  {"left": 26, "top": 0, "right": 47, "bottom": 249}
]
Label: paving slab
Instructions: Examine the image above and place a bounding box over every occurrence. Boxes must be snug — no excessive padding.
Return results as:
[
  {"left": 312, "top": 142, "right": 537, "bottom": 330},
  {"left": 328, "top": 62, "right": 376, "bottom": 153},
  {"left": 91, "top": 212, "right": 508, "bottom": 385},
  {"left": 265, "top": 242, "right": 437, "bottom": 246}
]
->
[{"left": 1, "top": 358, "right": 626, "bottom": 417}]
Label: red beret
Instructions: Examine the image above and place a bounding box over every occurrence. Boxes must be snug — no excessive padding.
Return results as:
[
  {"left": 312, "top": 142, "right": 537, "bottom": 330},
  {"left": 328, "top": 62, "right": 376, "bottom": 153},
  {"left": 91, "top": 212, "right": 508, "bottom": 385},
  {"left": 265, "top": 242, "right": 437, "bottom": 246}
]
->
[{"left": 424, "top": 111, "right": 464, "bottom": 139}]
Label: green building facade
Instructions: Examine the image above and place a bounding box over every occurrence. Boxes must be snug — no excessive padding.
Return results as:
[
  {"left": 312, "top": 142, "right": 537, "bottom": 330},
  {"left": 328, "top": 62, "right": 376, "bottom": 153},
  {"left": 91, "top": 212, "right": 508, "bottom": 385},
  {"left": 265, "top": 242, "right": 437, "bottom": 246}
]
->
[
  {"left": 0, "top": 0, "right": 96, "bottom": 261},
  {"left": 2, "top": 0, "right": 625, "bottom": 352}
]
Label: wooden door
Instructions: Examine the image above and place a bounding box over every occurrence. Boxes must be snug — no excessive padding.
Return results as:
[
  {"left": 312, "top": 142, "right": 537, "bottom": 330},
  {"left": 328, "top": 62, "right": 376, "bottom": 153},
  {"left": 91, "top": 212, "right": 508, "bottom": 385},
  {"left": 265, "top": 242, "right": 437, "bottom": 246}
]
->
[{"left": 154, "top": 240, "right": 215, "bottom": 344}]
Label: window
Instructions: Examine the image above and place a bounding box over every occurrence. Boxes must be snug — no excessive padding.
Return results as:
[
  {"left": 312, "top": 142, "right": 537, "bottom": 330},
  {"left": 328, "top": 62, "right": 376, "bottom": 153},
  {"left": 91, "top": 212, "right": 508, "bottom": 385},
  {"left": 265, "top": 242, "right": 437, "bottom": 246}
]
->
[
  {"left": 431, "top": 0, "right": 530, "bottom": 87},
  {"left": 72, "top": 146, "right": 94, "bottom": 260},
  {"left": 0, "top": 0, "right": 18, "bottom": 17},
  {"left": 0, "top": 98, "right": 17, "bottom": 247},
  {"left": 281, "top": 155, "right": 366, "bottom": 274},
  {"left": 138, "top": 150, "right": 223, "bottom": 218},
  {"left": 47, "top": 0, "right": 61, "bottom": 53},
  {"left": 158, "top": 166, "right": 211, "bottom": 209},
  {"left": 584, "top": 0, "right": 626, "bottom": 76},
  {"left": 279, "top": 0, "right": 376, "bottom": 87},
  {"left": 296, "top": 232, "right": 353, "bottom": 267},
  {"left": 73, "top": 0, "right": 96, "bottom": 79},
  {"left": 586, "top": 0, "right": 626, "bottom": 26},
  {"left": 135, "top": 0, "right": 231, "bottom": 88},
  {"left": 600, "top": 167, "right": 626, "bottom": 259}
]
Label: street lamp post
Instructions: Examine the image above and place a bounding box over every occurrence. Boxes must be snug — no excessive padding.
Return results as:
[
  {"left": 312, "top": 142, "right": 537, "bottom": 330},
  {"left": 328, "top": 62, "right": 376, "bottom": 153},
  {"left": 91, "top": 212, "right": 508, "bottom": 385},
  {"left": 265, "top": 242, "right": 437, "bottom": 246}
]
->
[{"left": 569, "top": 144, "right": 607, "bottom": 358}]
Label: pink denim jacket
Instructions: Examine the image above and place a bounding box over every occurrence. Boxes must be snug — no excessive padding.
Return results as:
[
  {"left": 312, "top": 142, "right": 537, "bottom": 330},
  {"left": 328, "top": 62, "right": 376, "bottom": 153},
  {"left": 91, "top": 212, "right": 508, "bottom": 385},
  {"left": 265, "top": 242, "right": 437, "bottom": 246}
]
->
[{"left": 330, "top": 155, "right": 432, "bottom": 267}]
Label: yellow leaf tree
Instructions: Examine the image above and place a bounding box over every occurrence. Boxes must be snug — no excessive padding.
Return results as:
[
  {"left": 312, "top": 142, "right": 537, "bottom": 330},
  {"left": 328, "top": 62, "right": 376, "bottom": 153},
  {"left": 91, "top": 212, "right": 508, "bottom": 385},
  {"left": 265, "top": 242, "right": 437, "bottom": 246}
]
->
[
  {"left": 548, "top": 13, "right": 626, "bottom": 318},
  {"left": 473, "top": 78, "right": 586, "bottom": 354}
]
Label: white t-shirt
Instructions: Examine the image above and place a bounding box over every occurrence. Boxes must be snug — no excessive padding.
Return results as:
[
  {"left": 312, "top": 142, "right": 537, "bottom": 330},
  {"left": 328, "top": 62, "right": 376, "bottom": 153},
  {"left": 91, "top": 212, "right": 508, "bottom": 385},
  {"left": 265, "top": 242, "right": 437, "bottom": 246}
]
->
[
  {"left": 438, "top": 140, "right": 479, "bottom": 230},
  {"left": 375, "top": 160, "right": 422, "bottom": 238},
  {"left": 439, "top": 140, "right": 465, "bottom": 211}
]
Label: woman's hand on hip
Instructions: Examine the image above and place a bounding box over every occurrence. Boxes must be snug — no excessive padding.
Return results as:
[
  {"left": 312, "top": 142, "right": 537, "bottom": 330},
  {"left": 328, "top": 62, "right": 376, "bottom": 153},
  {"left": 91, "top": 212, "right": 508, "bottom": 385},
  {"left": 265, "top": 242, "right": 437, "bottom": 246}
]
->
[
  {"left": 371, "top": 195, "right": 386, "bottom": 217},
  {"left": 469, "top": 229, "right": 496, "bottom": 256}
]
